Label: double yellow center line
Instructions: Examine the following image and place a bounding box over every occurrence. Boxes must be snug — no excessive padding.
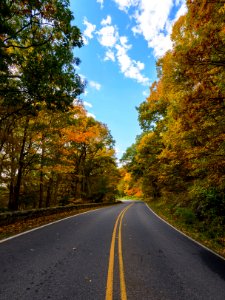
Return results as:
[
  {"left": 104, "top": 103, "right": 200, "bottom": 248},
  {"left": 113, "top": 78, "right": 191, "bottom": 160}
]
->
[{"left": 105, "top": 203, "right": 134, "bottom": 300}]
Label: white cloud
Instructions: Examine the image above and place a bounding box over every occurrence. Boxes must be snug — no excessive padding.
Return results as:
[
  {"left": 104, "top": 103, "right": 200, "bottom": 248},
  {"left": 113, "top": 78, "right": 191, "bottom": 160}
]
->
[
  {"left": 119, "top": 36, "right": 131, "bottom": 50},
  {"left": 89, "top": 81, "right": 102, "bottom": 90},
  {"left": 175, "top": 1, "right": 187, "bottom": 20},
  {"left": 104, "top": 49, "right": 116, "bottom": 62},
  {"left": 113, "top": 0, "right": 139, "bottom": 12},
  {"left": 113, "top": 0, "right": 187, "bottom": 57},
  {"left": 83, "top": 101, "right": 93, "bottom": 108},
  {"left": 115, "top": 38, "right": 149, "bottom": 85},
  {"left": 136, "top": 61, "right": 144, "bottom": 71},
  {"left": 148, "top": 32, "right": 173, "bottom": 57},
  {"left": 97, "top": 0, "right": 104, "bottom": 9},
  {"left": 87, "top": 112, "right": 96, "bottom": 119},
  {"left": 131, "top": 0, "right": 174, "bottom": 57},
  {"left": 115, "top": 44, "right": 131, "bottom": 72},
  {"left": 101, "top": 15, "right": 112, "bottom": 26},
  {"left": 83, "top": 18, "right": 96, "bottom": 44},
  {"left": 97, "top": 25, "right": 119, "bottom": 47},
  {"left": 90, "top": 10, "right": 150, "bottom": 85},
  {"left": 123, "top": 62, "right": 149, "bottom": 85}
]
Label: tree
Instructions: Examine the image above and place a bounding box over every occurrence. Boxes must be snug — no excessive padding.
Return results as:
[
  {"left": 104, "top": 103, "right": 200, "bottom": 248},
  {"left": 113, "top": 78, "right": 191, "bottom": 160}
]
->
[
  {"left": 120, "top": 0, "right": 225, "bottom": 233},
  {"left": 61, "top": 114, "right": 119, "bottom": 202},
  {"left": 0, "top": 0, "right": 84, "bottom": 124},
  {"left": 0, "top": 0, "right": 85, "bottom": 210}
]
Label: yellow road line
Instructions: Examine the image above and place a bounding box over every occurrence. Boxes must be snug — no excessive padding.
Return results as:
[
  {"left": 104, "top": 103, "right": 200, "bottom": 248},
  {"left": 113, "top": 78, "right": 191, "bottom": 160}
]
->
[
  {"left": 118, "top": 205, "right": 132, "bottom": 300},
  {"left": 105, "top": 203, "right": 134, "bottom": 300},
  {"left": 105, "top": 209, "right": 124, "bottom": 300}
]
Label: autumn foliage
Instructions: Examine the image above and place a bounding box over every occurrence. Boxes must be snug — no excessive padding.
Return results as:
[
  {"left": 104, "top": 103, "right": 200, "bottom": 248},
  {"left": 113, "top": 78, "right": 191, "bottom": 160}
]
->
[
  {"left": 120, "top": 0, "right": 225, "bottom": 236},
  {"left": 0, "top": 0, "right": 119, "bottom": 210}
]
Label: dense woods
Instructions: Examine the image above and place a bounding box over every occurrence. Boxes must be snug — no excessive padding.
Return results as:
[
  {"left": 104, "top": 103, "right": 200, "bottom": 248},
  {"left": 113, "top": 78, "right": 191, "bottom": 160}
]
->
[
  {"left": 1, "top": 0, "right": 224, "bottom": 245},
  {"left": 119, "top": 0, "right": 225, "bottom": 237},
  {"left": 0, "top": 0, "right": 119, "bottom": 211}
]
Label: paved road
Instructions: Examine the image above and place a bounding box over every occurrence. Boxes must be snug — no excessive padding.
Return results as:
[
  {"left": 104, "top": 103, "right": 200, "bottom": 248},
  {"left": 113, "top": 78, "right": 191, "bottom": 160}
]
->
[{"left": 0, "top": 201, "right": 225, "bottom": 300}]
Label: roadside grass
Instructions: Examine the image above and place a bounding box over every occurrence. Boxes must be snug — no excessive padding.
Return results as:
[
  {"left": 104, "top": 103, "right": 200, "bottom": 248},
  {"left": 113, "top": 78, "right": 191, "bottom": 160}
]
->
[
  {"left": 0, "top": 206, "right": 107, "bottom": 241},
  {"left": 146, "top": 199, "right": 225, "bottom": 259},
  {"left": 117, "top": 196, "right": 142, "bottom": 201}
]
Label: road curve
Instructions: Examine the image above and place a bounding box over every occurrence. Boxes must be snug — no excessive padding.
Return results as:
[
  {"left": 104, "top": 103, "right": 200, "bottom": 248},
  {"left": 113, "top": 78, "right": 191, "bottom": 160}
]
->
[{"left": 0, "top": 201, "right": 225, "bottom": 300}]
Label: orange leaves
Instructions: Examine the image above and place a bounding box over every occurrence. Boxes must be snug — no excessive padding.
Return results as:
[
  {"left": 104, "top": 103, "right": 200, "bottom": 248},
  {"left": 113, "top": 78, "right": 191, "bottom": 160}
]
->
[
  {"left": 61, "top": 123, "right": 100, "bottom": 145},
  {"left": 68, "top": 123, "right": 97, "bottom": 145},
  {"left": 58, "top": 104, "right": 103, "bottom": 145},
  {"left": 122, "top": 0, "right": 225, "bottom": 203},
  {"left": 117, "top": 168, "right": 143, "bottom": 198},
  {"left": 62, "top": 128, "right": 89, "bottom": 143}
]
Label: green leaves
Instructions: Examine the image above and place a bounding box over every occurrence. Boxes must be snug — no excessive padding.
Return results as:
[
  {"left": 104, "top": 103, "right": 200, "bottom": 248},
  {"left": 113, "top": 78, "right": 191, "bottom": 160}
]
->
[
  {"left": 0, "top": 0, "right": 84, "bottom": 114},
  {"left": 0, "top": 1, "right": 118, "bottom": 210},
  {"left": 120, "top": 0, "right": 225, "bottom": 235}
]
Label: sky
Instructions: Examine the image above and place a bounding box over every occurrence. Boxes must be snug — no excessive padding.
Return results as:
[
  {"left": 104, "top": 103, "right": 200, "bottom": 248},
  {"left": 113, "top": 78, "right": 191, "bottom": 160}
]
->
[{"left": 70, "top": 0, "right": 187, "bottom": 160}]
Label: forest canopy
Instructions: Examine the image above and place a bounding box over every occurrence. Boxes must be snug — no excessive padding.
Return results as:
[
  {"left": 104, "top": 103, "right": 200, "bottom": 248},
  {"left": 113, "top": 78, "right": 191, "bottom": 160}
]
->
[
  {"left": 119, "top": 0, "right": 225, "bottom": 236},
  {"left": 0, "top": 0, "right": 119, "bottom": 211}
]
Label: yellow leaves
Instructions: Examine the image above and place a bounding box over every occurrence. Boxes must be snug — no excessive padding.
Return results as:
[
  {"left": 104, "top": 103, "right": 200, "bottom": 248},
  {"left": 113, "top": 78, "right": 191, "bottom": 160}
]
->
[
  {"left": 18, "top": 103, "right": 116, "bottom": 185},
  {"left": 118, "top": 169, "right": 143, "bottom": 198},
  {"left": 171, "top": 15, "right": 187, "bottom": 44},
  {"left": 124, "top": 172, "right": 131, "bottom": 182},
  {"left": 147, "top": 81, "right": 163, "bottom": 105},
  {"left": 44, "top": 164, "right": 74, "bottom": 174},
  {"left": 70, "top": 103, "right": 87, "bottom": 119},
  {"left": 137, "top": 132, "right": 154, "bottom": 152},
  {"left": 218, "top": 4, "right": 225, "bottom": 14},
  {"left": 96, "top": 147, "right": 115, "bottom": 159},
  {"left": 121, "top": 0, "right": 225, "bottom": 212},
  {"left": 219, "top": 26, "right": 225, "bottom": 42},
  {"left": 6, "top": 47, "right": 15, "bottom": 55}
]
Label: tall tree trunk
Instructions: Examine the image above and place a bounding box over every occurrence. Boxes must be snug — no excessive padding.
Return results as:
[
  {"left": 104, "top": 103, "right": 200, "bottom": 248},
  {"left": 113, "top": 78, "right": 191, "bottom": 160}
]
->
[
  {"left": 8, "top": 144, "right": 16, "bottom": 210},
  {"left": 8, "top": 117, "right": 29, "bottom": 211},
  {"left": 52, "top": 175, "right": 60, "bottom": 206},
  {"left": 152, "top": 180, "right": 160, "bottom": 200},
  {"left": 8, "top": 181, "right": 15, "bottom": 210},
  {"left": 46, "top": 177, "right": 53, "bottom": 207},
  {"left": 39, "top": 170, "right": 44, "bottom": 208},
  {"left": 39, "top": 134, "right": 45, "bottom": 208}
]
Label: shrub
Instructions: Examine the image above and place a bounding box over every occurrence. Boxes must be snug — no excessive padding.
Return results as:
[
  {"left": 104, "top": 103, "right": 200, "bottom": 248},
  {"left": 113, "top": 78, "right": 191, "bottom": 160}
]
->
[
  {"left": 174, "top": 207, "right": 196, "bottom": 225},
  {"left": 190, "top": 186, "right": 225, "bottom": 222}
]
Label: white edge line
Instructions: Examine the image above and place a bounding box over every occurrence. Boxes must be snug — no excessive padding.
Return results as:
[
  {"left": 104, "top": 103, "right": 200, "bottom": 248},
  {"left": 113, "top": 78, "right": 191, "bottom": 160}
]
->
[
  {"left": 0, "top": 207, "right": 102, "bottom": 244},
  {"left": 145, "top": 203, "right": 225, "bottom": 261}
]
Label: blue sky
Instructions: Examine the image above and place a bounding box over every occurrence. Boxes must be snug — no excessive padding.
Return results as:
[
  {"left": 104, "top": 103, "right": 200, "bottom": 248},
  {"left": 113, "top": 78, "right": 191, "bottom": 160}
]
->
[{"left": 70, "top": 0, "right": 186, "bottom": 160}]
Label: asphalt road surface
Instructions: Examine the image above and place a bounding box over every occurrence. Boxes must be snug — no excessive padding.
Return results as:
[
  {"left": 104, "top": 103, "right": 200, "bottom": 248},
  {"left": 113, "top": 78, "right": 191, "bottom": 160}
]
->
[{"left": 0, "top": 201, "right": 225, "bottom": 300}]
